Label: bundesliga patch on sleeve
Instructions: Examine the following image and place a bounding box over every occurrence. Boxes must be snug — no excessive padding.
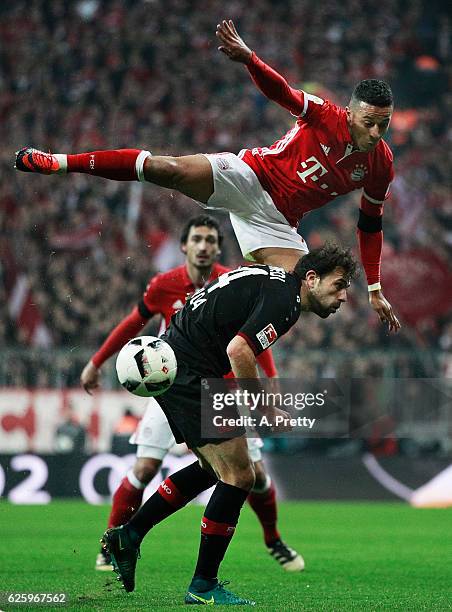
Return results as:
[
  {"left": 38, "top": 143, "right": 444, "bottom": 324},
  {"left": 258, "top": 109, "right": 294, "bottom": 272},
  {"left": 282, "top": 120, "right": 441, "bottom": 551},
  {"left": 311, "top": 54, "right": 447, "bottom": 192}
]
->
[{"left": 256, "top": 324, "right": 278, "bottom": 349}]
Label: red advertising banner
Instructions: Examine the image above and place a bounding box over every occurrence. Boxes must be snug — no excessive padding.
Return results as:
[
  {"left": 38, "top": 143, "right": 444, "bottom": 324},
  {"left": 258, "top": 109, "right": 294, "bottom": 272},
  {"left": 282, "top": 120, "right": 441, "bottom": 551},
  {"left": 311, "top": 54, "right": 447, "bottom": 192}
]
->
[{"left": 0, "top": 389, "right": 148, "bottom": 454}]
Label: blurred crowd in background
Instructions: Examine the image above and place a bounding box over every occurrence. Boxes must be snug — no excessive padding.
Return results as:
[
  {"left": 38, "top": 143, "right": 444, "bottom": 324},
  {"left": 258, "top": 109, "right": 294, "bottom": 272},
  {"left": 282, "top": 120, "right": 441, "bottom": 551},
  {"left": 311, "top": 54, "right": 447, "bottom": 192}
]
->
[{"left": 1, "top": 0, "right": 451, "bottom": 387}]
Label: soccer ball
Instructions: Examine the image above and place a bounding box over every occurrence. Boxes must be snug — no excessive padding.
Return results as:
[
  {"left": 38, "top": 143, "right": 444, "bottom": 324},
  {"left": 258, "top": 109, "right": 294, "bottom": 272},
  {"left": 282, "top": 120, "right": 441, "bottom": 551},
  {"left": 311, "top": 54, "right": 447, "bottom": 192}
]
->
[{"left": 116, "top": 336, "right": 177, "bottom": 397}]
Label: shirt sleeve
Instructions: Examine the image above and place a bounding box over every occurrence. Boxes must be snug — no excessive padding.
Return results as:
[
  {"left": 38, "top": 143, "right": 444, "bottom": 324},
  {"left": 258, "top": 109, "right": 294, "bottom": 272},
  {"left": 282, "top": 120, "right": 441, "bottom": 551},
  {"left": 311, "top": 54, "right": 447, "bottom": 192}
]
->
[
  {"left": 247, "top": 52, "right": 325, "bottom": 120},
  {"left": 141, "top": 274, "right": 162, "bottom": 315},
  {"left": 362, "top": 144, "right": 394, "bottom": 206},
  {"left": 237, "top": 284, "right": 298, "bottom": 356},
  {"left": 357, "top": 144, "right": 394, "bottom": 286},
  {"left": 256, "top": 348, "right": 278, "bottom": 377},
  {"left": 91, "top": 306, "right": 148, "bottom": 368},
  {"left": 356, "top": 227, "right": 383, "bottom": 286}
]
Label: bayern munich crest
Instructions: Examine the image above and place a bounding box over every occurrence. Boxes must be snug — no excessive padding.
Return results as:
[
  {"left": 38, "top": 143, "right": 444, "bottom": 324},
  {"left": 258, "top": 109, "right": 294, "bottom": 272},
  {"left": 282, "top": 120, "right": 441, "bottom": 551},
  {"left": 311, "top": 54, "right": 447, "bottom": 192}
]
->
[{"left": 350, "top": 163, "right": 368, "bottom": 181}]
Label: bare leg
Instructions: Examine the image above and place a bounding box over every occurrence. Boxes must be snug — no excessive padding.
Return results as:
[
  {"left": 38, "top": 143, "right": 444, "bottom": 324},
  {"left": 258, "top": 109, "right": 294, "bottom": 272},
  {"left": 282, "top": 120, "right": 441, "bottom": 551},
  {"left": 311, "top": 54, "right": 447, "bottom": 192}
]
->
[
  {"left": 195, "top": 436, "right": 255, "bottom": 491},
  {"left": 144, "top": 154, "right": 214, "bottom": 204},
  {"left": 251, "top": 247, "right": 305, "bottom": 272},
  {"left": 15, "top": 147, "right": 215, "bottom": 203},
  {"left": 132, "top": 457, "right": 161, "bottom": 484}
]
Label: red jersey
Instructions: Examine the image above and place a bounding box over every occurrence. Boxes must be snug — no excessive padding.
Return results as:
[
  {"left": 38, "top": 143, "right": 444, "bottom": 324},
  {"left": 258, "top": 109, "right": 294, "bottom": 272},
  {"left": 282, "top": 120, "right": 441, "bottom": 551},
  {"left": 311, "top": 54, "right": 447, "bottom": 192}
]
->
[
  {"left": 239, "top": 53, "right": 394, "bottom": 287},
  {"left": 139, "top": 262, "right": 230, "bottom": 332},
  {"left": 241, "top": 55, "right": 394, "bottom": 229}
]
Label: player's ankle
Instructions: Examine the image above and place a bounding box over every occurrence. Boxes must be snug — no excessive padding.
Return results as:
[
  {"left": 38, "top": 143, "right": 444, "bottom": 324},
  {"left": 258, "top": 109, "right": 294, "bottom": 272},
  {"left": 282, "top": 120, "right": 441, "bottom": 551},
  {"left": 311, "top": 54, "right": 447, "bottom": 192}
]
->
[
  {"left": 190, "top": 575, "right": 218, "bottom": 592},
  {"left": 136, "top": 150, "right": 152, "bottom": 182},
  {"left": 265, "top": 536, "right": 281, "bottom": 547},
  {"left": 126, "top": 469, "right": 147, "bottom": 490},
  {"left": 54, "top": 154, "right": 67, "bottom": 173},
  {"left": 125, "top": 525, "right": 142, "bottom": 547}
]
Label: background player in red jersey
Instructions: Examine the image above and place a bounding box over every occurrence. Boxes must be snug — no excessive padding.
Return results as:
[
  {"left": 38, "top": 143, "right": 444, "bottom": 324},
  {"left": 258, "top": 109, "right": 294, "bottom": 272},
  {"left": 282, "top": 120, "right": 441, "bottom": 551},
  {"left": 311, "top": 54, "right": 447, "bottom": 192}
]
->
[
  {"left": 15, "top": 19, "right": 400, "bottom": 332},
  {"left": 81, "top": 215, "right": 304, "bottom": 573}
]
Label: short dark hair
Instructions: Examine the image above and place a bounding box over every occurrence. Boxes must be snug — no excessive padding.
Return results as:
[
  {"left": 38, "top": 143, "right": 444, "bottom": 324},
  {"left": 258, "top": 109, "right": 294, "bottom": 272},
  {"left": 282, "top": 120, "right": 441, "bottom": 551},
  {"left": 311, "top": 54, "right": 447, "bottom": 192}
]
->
[
  {"left": 294, "top": 243, "right": 359, "bottom": 283},
  {"left": 351, "top": 79, "right": 393, "bottom": 108},
  {"left": 180, "top": 214, "right": 223, "bottom": 246}
]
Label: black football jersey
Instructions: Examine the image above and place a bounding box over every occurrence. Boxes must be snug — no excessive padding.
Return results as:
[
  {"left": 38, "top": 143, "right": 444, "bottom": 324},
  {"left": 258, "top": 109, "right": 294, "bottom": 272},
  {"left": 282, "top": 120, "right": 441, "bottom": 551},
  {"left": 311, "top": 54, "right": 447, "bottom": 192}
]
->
[{"left": 162, "top": 265, "right": 301, "bottom": 376}]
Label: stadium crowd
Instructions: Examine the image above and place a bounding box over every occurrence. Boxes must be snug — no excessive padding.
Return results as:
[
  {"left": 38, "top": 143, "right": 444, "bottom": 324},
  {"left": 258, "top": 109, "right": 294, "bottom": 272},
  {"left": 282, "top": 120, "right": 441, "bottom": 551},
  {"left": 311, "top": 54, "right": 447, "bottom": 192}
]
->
[{"left": 1, "top": 0, "right": 450, "bottom": 386}]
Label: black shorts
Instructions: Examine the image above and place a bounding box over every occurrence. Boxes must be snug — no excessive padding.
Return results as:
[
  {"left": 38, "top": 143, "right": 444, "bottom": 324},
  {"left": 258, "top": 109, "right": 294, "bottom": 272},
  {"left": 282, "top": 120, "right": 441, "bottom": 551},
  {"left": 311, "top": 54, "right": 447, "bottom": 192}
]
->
[{"left": 156, "top": 362, "right": 245, "bottom": 449}]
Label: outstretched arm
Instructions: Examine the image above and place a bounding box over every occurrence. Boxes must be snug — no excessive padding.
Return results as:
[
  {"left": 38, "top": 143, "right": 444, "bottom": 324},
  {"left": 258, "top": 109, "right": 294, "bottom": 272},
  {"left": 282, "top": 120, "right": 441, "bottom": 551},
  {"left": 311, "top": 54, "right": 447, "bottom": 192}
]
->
[
  {"left": 357, "top": 198, "right": 401, "bottom": 333},
  {"left": 216, "top": 20, "right": 305, "bottom": 115},
  {"left": 80, "top": 306, "right": 150, "bottom": 394},
  {"left": 216, "top": 19, "right": 253, "bottom": 64}
]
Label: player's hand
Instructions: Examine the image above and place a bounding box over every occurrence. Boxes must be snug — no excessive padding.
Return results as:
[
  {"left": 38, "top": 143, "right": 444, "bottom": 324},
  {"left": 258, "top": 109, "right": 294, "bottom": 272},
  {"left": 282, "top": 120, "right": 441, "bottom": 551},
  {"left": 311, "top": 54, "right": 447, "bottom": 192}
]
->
[
  {"left": 369, "top": 290, "right": 401, "bottom": 333},
  {"left": 80, "top": 359, "right": 101, "bottom": 395},
  {"left": 268, "top": 407, "right": 292, "bottom": 432},
  {"left": 266, "top": 376, "right": 281, "bottom": 398},
  {"left": 216, "top": 20, "right": 253, "bottom": 64}
]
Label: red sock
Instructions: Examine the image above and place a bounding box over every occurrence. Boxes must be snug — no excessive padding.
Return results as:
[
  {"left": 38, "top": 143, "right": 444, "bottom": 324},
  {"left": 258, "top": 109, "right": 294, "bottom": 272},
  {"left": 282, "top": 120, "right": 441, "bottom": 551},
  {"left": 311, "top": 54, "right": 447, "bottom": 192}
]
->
[
  {"left": 107, "top": 476, "right": 144, "bottom": 528},
  {"left": 247, "top": 482, "right": 280, "bottom": 546},
  {"left": 67, "top": 149, "right": 142, "bottom": 180}
]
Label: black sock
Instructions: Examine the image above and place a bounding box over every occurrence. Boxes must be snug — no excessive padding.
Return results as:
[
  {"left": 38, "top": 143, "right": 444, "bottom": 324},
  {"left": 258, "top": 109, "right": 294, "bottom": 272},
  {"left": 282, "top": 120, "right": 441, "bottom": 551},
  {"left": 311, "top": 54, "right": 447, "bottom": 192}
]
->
[
  {"left": 127, "top": 461, "right": 217, "bottom": 543},
  {"left": 192, "top": 482, "right": 249, "bottom": 585}
]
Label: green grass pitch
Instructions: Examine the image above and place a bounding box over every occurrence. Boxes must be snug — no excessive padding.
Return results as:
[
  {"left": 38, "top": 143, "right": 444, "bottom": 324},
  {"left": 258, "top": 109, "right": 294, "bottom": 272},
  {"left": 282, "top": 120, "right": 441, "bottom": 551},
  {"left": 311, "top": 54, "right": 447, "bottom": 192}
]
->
[{"left": 0, "top": 500, "right": 451, "bottom": 610}]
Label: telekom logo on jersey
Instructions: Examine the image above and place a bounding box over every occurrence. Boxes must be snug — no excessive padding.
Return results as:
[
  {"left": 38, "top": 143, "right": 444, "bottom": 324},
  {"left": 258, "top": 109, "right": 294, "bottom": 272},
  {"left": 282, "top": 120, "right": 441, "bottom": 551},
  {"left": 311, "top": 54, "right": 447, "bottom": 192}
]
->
[
  {"left": 255, "top": 92, "right": 330, "bottom": 186},
  {"left": 297, "top": 156, "right": 328, "bottom": 183}
]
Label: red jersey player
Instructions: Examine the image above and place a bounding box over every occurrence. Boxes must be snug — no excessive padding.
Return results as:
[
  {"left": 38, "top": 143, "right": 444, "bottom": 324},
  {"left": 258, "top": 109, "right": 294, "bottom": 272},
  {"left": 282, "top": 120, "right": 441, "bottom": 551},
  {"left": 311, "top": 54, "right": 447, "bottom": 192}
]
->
[
  {"left": 81, "top": 215, "right": 304, "bottom": 573},
  {"left": 15, "top": 19, "right": 400, "bottom": 332}
]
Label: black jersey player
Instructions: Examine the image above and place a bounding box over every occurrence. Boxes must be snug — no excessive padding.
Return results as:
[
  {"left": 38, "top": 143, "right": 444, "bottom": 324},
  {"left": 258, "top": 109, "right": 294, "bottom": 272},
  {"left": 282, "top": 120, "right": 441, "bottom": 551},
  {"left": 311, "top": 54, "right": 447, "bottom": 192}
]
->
[{"left": 101, "top": 243, "right": 357, "bottom": 606}]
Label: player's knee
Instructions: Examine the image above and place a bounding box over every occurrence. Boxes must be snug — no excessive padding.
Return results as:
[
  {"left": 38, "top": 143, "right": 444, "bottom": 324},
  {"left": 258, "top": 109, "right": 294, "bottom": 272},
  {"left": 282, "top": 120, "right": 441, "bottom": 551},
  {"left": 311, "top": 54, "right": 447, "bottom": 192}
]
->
[
  {"left": 133, "top": 458, "right": 161, "bottom": 484},
  {"left": 253, "top": 461, "right": 267, "bottom": 490},
  {"left": 224, "top": 463, "right": 255, "bottom": 491},
  {"left": 236, "top": 466, "right": 256, "bottom": 491},
  {"left": 197, "top": 456, "right": 216, "bottom": 477}
]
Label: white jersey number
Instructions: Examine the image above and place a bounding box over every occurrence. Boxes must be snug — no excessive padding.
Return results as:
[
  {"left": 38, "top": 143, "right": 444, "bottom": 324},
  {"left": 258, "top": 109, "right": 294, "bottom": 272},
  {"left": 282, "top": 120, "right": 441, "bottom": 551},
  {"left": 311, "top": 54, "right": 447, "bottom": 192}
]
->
[{"left": 189, "top": 268, "right": 271, "bottom": 311}]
